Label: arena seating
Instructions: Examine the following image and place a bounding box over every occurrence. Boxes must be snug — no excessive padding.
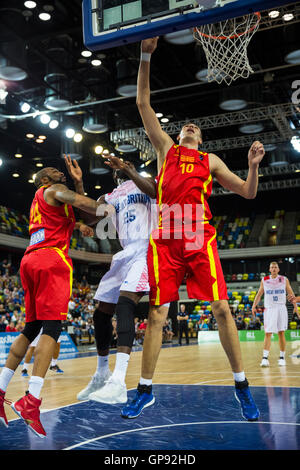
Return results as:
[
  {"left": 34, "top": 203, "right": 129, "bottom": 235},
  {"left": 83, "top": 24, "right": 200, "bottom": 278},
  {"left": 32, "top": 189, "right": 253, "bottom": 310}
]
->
[
  {"left": 294, "top": 224, "right": 300, "bottom": 244},
  {"left": 211, "top": 214, "right": 254, "bottom": 250}
]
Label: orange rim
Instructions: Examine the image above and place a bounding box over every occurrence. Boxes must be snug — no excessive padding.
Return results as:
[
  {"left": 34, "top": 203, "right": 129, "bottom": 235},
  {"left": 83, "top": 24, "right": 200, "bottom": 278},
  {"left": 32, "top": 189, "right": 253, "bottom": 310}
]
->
[{"left": 194, "top": 12, "right": 261, "bottom": 40}]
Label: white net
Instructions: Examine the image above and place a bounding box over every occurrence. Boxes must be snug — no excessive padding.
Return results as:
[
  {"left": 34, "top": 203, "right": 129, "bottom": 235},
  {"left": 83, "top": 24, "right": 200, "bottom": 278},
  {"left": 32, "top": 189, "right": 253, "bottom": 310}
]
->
[{"left": 193, "top": 13, "right": 261, "bottom": 86}]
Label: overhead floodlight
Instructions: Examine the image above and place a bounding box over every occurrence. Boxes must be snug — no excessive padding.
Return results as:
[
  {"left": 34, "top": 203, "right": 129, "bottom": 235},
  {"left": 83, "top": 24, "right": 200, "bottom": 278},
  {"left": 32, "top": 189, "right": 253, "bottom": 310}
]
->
[
  {"left": 156, "top": 112, "right": 163, "bottom": 118},
  {"left": 20, "top": 102, "right": 30, "bottom": 113},
  {"left": 24, "top": 1, "right": 37, "bottom": 7},
  {"left": 39, "top": 12, "right": 51, "bottom": 21},
  {"left": 161, "top": 118, "right": 169, "bottom": 123},
  {"left": 291, "top": 135, "right": 300, "bottom": 152},
  {"left": 283, "top": 13, "right": 294, "bottom": 21},
  {"left": 49, "top": 119, "right": 59, "bottom": 129},
  {"left": 268, "top": 10, "right": 280, "bottom": 18},
  {"left": 95, "top": 145, "right": 104, "bottom": 154},
  {"left": 65, "top": 128, "right": 75, "bottom": 139},
  {"left": 74, "top": 133, "right": 83, "bottom": 143},
  {"left": 40, "top": 114, "right": 51, "bottom": 124},
  {"left": 81, "top": 50, "right": 92, "bottom": 57},
  {"left": 115, "top": 143, "right": 137, "bottom": 153},
  {"left": 91, "top": 59, "right": 102, "bottom": 67}
]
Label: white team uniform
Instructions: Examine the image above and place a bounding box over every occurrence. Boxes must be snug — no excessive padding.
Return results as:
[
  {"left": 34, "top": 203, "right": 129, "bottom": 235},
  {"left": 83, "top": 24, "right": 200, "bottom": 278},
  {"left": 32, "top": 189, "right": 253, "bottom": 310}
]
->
[
  {"left": 262, "top": 275, "right": 288, "bottom": 333},
  {"left": 94, "top": 180, "right": 156, "bottom": 304}
]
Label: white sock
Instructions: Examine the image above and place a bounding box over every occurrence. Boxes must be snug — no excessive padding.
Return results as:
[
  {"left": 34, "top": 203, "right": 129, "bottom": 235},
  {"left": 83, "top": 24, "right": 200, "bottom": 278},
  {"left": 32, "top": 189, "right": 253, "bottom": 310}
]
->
[
  {"left": 28, "top": 376, "right": 44, "bottom": 399},
  {"left": 233, "top": 371, "right": 246, "bottom": 382},
  {"left": 0, "top": 367, "right": 14, "bottom": 392},
  {"left": 51, "top": 359, "right": 57, "bottom": 367},
  {"left": 95, "top": 355, "right": 109, "bottom": 377},
  {"left": 280, "top": 351, "right": 285, "bottom": 359},
  {"left": 140, "top": 376, "right": 152, "bottom": 386},
  {"left": 263, "top": 350, "right": 270, "bottom": 359},
  {"left": 111, "top": 352, "right": 130, "bottom": 384},
  {"left": 23, "top": 363, "right": 30, "bottom": 371}
]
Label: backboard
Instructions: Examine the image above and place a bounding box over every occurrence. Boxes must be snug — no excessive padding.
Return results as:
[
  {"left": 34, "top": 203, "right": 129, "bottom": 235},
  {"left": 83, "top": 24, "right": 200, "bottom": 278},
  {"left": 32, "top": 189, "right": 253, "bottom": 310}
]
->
[{"left": 82, "top": 0, "right": 293, "bottom": 51}]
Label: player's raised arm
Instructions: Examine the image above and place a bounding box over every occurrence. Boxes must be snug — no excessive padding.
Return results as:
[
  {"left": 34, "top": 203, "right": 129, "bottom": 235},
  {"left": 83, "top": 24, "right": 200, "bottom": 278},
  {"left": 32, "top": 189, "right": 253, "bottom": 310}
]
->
[
  {"left": 210, "top": 141, "right": 265, "bottom": 199},
  {"left": 137, "top": 37, "right": 173, "bottom": 172},
  {"left": 105, "top": 155, "right": 157, "bottom": 199},
  {"left": 44, "top": 184, "right": 112, "bottom": 218}
]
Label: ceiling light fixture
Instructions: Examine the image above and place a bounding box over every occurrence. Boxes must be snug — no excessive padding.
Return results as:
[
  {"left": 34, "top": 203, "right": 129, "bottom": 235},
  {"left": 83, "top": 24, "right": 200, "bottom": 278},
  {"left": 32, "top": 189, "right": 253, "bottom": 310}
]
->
[
  {"left": 39, "top": 12, "right": 51, "bottom": 21},
  {"left": 38, "top": 135, "right": 46, "bottom": 140},
  {"left": 36, "top": 138, "right": 44, "bottom": 143},
  {"left": 95, "top": 145, "right": 104, "bottom": 154},
  {"left": 268, "top": 10, "right": 280, "bottom": 18},
  {"left": 40, "top": 114, "right": 51, "bottom": 124},
  {"left": 161, "top": 117, "right": 169, "bottom": 123},
  {"left": 20, "top": 102, "right": 30, "bottom": 113},
  {"left": 26, "top": 133, "right": 34, "bottom": 139},
  {"left": 74, "top": 133, "right": 83, "bottom": 143},
  {"left": 283, "top": 13, "right": 294, "bottom": 21},
  {"left": 156, "top": 112, "right": 163, "bottom": 118},
  {"left": 91, "top": 59, "right": 102, "bottom": 67},
  {"left": 14, "top": 153, "right": 23, "bottom": 158},
  {"left": 24, "top": 1, "right": 37, "bottom": 7},
  {"left": 65, "top": 128, "right": 75, "bottom": 139},
  {"left": 12, "top": 173, "right": 20, "bottom": 178},
  {"left": 81, "top": 50, "right": 92, "bottom": 57},
  {"left": 36, "top": 163, "right": 43, "bottom": 167},
  {"left": 49, "top": 119, "right": 59, "bottom": 129}
]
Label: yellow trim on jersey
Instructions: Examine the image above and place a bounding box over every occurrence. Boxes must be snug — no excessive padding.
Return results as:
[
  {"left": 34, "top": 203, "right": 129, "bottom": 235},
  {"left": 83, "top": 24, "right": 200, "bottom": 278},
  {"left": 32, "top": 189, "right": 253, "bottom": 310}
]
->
[
  {"left": 149, "top": 234, "right": 160, "bottom": 305},
  {"left": 158, "top": 158, "right": 167, "bottom": 208},
  {"left": 64, "top": 204, "right": 69, "bottom": 217},
  {"left": 39, "top": 247, "right": 73, "bottom": 298},
  {"left": 207, "top": 232, "right": 219, "bottom": 301},
  {"left": 203, "top": 174, "right": 212, "bottom": 194}
]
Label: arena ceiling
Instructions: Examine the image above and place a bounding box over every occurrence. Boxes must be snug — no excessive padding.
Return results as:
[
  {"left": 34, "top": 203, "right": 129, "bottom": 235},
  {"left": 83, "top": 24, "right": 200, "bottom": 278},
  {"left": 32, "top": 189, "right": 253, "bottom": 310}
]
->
[{"left": 0, "top": 0, "right": 299, "bottom": 214}]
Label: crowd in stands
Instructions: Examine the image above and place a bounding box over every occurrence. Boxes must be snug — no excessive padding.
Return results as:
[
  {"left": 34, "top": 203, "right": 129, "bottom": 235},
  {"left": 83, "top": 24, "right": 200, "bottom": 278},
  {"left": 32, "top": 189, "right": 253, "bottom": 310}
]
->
[{"left": 1, "top": 258, "right": 300, "bottom": 348}]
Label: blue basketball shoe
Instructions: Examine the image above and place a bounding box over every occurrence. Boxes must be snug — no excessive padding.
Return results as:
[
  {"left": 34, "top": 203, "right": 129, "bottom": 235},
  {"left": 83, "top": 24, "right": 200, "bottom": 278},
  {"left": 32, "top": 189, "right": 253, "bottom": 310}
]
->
[
  {"left": 234, "top": 379, "right": 260, "bottom": 421},
  {"left": 121, "top": 384, "right": 155, "bottom": 419}
]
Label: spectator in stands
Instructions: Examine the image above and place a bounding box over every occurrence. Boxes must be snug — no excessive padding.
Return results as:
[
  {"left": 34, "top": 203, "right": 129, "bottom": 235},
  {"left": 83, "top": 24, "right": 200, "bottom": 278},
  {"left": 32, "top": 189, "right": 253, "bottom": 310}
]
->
[
  {"left": 87, "top": 317, "right": 94, "bottom": 344},
  {"left": 137, "top": 318, "right": 148, "bottom": 344},
  {"left": 162, "top": 320, "right": 174, "bottom": 343},
  {"left": 0, "top": 260, "right": 11, "bottom": 276},
  {"left": 0, "top": 316, "right": 7, "bottom": 332},
  {"left": 198, "top": 317, "right": 209, "bottom": 331},
  {"left": 235, "top": 314, "right": 245, "bottom": 331},
  {"left": 5, "top": 321, "right": 17, "bottom": 332}
]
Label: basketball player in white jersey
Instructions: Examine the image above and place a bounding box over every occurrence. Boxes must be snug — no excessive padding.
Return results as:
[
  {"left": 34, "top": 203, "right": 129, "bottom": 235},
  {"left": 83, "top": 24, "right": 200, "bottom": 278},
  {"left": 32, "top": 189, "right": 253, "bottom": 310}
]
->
[
  {"left": 64, "top": 155, "right": 156, "bottom": 404},
  {"left": 252, "top": 261, "right": 297, "bottom": 367}
]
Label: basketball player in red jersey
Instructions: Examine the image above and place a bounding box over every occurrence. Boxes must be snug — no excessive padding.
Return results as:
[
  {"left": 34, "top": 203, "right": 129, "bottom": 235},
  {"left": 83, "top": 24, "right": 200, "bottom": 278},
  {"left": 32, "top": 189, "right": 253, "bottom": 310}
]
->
[
  {"left": 0, "top": 167, "right": 108, "bottom": 437},
  {"left": 106, "top": 37, "right": 265, "bottom": 422}
]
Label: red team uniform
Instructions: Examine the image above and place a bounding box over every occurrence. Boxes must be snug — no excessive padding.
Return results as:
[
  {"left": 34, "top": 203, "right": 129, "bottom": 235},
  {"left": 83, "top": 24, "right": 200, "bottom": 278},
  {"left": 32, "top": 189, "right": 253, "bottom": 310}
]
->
[
  {"left": 20, "top": 186, "right": 75, "bottom": 322},
  {"left": 147, "top": 144, "right": 228, "bottom": 306}
]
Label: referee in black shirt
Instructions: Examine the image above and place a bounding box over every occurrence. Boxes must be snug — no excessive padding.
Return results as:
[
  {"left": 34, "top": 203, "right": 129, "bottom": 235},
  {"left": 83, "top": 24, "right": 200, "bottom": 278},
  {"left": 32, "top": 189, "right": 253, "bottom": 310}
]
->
[{"left": 177, "top": 304, "right": 189, "bottom": 345}]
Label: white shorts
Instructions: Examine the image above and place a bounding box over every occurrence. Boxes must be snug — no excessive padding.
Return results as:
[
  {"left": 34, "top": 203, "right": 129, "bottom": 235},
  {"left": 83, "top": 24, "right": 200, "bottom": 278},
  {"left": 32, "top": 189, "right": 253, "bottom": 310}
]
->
[
  {"left": 30, "top": 328, "right": 62, "bottom": 347},
  {"left": 263, "top": 305, "right": 288, "bottom": 333},
  {"left": 94, "top": 244, "right": 149, "bottom": 304}
]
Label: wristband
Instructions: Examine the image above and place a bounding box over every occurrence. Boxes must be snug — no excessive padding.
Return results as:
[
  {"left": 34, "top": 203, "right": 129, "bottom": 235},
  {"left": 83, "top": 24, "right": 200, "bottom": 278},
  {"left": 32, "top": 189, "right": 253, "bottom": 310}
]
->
[{"left": 140, "top": 52, "right": 151, "bottom": 62}]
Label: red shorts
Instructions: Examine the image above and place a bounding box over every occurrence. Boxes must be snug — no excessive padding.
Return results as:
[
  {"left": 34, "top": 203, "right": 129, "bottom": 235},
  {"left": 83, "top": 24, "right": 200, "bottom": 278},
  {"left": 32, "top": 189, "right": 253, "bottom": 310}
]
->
[
  {"left": 20, "top": 247, "right": 73, "bottom": 322},
  {"left": 147, "top": 223, "right": 228, "bottom": 306}
]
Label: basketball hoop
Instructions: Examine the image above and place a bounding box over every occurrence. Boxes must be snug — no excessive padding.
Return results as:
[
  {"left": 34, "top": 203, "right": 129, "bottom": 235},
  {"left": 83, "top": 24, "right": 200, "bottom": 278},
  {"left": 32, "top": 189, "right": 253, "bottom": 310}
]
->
[{"left": 193, "top": 12, "right": 261, "bottom": 86}]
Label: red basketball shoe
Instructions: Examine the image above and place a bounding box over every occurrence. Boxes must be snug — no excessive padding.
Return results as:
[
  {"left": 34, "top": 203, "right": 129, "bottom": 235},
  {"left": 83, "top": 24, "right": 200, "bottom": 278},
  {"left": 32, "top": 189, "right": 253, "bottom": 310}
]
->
[
  {"left": 11, "top": 391, "right": 46, "bottom": 438},
  {"left": 0, "top": 388, "right": 11, "bottom": 428}
]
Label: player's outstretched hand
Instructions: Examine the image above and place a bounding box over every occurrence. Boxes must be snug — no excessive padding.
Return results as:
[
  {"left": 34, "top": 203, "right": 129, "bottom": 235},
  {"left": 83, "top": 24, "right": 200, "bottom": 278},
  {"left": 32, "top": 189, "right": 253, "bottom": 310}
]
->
[
  {"left": 248, "top": 141, "right": 265, "bottom": 167},
  {"left": 64, "top": 154, "right": 83, "bottom": 183},
  {"left": 79, "top": 224, "right": 94, "bottom": 237},
  {"left": 104, "top": 155, "right": 135, "bottom": 174},
  {"left": 141, "top": 37, "right": 159, "bottom": 54}
]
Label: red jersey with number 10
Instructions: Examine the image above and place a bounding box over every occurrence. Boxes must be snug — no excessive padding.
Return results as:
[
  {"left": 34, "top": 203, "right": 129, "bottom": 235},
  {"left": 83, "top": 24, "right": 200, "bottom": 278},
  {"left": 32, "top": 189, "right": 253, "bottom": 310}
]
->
[
  {"left": 25, "top": 185, "right": 75, "bottom": 255},
  {"left": 156, "top": 145, "right": 213, "bottom": 229}
]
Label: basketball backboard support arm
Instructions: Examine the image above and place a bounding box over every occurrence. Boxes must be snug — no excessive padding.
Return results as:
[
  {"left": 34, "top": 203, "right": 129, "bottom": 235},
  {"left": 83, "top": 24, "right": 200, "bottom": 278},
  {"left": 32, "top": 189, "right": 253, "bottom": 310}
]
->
[{"left": 82, "top": 0, "right": 294, "bottom": 51}]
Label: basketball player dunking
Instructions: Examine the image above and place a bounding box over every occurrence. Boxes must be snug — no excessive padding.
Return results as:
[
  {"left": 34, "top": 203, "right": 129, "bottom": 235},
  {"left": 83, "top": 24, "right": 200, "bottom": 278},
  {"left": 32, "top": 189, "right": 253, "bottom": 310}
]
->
[
  {"left": 0, "top": 167, "right": 107, "bottom": 437},
  {"left": 105, "top": 37, "right": 264, "bottom": 422},
  {"left": 252, "top": 261, "right": 297, "bottom": 367}
]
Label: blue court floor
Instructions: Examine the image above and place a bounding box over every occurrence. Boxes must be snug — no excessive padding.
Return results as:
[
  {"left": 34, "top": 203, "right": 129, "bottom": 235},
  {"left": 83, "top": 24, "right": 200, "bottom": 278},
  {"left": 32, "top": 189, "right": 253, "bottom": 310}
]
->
[{"left": 1, "top": 383, "right": 300, "bottom": 450}]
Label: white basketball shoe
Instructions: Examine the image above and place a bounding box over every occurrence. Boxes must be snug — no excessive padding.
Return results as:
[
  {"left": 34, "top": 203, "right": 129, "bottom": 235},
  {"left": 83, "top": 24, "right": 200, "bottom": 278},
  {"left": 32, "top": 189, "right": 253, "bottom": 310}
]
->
[
  {"left": 278, "top": 358, "right": 286, "bottom": 366},
  {"left": 260, "top": 358, "right": 270, "bottom": 367},
  {"left": 88, "top": 376, "right": 127, "bottom": 404},
  {"left": 77, "top": 371, "right": 112, "bottom": 401}
]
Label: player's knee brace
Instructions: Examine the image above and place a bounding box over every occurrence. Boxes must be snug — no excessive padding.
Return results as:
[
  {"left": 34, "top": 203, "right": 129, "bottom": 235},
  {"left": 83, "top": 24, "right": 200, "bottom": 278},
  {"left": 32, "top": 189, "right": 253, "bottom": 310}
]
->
[
  {"left": 22, "top": 320, "right": 43, "bottom": 343},
  {"left": 116, "top": 296, "right": 136, "bottom": 348},
  {"left": 93, "top": 307, "right": 113, "bottom": 351},
  {"left": 41, "top": 320, "right": 62, "bottom": 342}
]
